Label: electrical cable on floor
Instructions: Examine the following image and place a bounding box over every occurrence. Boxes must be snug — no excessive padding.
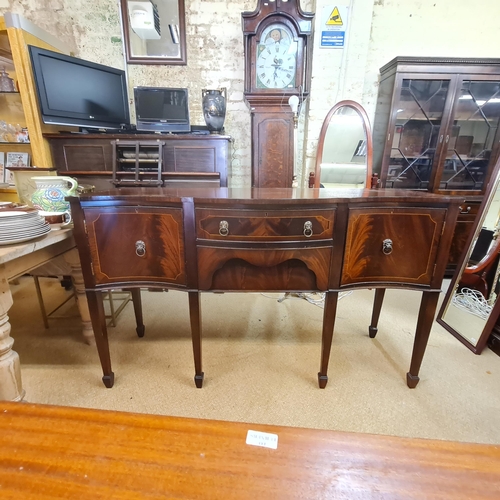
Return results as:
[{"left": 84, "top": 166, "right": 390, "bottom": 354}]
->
[
  {"left": 452, "top": 287, "right": 492, "bottom": 320},
  {"left": 260, "top": 291, "right": 353, "bottom": 308}
]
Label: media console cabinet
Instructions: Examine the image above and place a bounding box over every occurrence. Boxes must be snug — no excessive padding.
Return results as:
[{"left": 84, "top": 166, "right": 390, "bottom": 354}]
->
[
  {"left": 68, "top": 187, "right": 461, "bottom": 390},
  {"left": 45, "top": 133, "right": 231, "bottom": 189}
]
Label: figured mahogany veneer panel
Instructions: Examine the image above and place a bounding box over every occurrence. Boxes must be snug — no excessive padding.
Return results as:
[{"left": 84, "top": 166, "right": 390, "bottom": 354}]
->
[
  {"left": 197, "top": 246, "right": 332, "bottom": 291},
  {"left": 342, "top": 208, "right": 447, "bottom": 286},
  {"left": 196, "top": 209, "right": 334, "bottom": 241},
  {"left": 84, "top": 207, "right": 185, "bottom": 285},
  {"left": 252, "top": 114, "right": 294, "bottom": 188}
]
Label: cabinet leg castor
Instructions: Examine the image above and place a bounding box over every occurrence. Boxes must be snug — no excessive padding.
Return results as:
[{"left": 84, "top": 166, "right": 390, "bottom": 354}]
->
[
  {"left": 406, "top": 372, "right": 419, "bottom": 388},
  {"left": 318, "top": 373, "right": 328, "bottom": 389},
  {"left": 194, "top": 372, "right": 204, "bottom": 388},
  {"left": 368, "top": 326, "right": 378, "bottom": 338},
  {"left": 102, "top": 372, "right": 115, "bottom": 388}
]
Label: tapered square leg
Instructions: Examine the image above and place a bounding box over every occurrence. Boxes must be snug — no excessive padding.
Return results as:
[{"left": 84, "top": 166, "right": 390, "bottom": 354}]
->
[
  {"left": 406, "top": 291, "right": 440, "bottom": 388},
  {"left": 318, "top": 291, "right": 338, "bottom": 388},
  {"left": 369, "top": 288, "right": 386, "bottom": 338},
  {"left": 129, "top": 288, "right": 145, "bottom": 337},
  {"left": 189, "top": 291, "right": 203, "bottom": 388},
  {"left": 87, "top": 291, "right": 114, "bottom": 388}
]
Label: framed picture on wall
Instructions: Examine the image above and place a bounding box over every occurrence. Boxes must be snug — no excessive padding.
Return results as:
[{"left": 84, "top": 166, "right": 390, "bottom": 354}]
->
[{"left": 6, "top": 152, "right": 29, "bottom": 169}]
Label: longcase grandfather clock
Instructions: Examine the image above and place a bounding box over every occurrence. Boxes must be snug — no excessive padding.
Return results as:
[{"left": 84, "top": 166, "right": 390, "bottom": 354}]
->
[{"left": 242, "top": 0, "right": 314, "bottom": 187}]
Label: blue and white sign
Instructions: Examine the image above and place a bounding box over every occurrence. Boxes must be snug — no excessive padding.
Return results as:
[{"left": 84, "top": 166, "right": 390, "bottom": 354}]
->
[{"left": 320, "top": 5, "right": 349, "bottom": 49}]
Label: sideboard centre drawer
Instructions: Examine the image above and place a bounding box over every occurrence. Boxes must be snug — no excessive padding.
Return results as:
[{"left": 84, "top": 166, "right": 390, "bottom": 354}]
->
[
  {"left": 84, "top": 207, "right": 186, "bottom": 285},
  {"left": 196, "top": 209, "right": 334, "bottom": 241}
]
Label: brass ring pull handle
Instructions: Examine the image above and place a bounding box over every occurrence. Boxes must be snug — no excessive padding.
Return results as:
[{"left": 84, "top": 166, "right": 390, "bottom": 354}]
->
[
  {"left": 135, "top": 240, "right": 146, "bottom": 257},
  {"left": 459, "top": 205, "right": 471, "bottom": 214},
  {"left": 219, "top": 220, "right": 229, "bottom": 236},
  {"left": 303, "top": 221, "right": 313, "bottom": 238},
  {"left": 382, "top": 239, "right": 393, "bottom": 255}
]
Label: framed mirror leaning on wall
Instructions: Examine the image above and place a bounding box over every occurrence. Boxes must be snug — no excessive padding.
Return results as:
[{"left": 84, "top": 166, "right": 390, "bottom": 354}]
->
[
  {"left": 120, "top": 0, "right": 187, "bottom": 65},
  {"left": 437, "top": 155, "right": 500, "bottom": 353},
  {"left": 313, "top": 100, "right": 373, "bottom": 188}
]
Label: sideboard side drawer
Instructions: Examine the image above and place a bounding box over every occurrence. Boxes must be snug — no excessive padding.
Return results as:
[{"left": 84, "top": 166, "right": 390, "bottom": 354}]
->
[
  {"left": 195, "top": 209, "right": 335, "bottom": 241},
  {"left": 341, "top": 207, "right": 447, "bottom": 286},
  {"left": 84, "top": 207, "right": 186, "bottom": 285}
]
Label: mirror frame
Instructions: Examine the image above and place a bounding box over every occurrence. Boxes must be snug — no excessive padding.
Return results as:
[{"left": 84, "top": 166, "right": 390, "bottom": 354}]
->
[
  {"left": 313, "top": 100, "right": 373, "bottom": 189},
  {"left": 437, "top": 155, "right": 500, "bottom": 354},
  {"left": 120, "top": 0, "right": 187, "bottom": 65}
]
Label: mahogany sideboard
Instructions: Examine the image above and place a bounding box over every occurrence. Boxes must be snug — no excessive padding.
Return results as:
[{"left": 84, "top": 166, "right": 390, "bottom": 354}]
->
[
  {"left": 45, "top": 133, "right": 231, "bottom": 189},
  {"left": 68, "top": 187, "right": 461, "bottom": 390},
  {"left": 2, "top": 401, "right": 499, "bottom": 499}
]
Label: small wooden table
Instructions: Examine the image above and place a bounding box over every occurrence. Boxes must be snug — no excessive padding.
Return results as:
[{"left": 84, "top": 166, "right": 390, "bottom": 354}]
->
[
  {"left": 0, "top": 229, "right": 91, "bottom": 401},
  {"left": 1, "top": 401, "right": 499, "bottom": 499}
]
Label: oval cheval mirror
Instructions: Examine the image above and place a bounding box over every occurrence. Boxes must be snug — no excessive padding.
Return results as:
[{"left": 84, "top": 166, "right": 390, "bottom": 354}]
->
[
  {"left": 437, "top": 155, "right": 500, "bottom": 353},
  {"left": 313, "top": 100, "right": 373, "bottom": 188}
]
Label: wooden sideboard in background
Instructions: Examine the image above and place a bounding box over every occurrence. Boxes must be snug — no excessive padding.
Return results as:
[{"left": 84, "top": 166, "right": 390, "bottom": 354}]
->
[{"left": 45, "top": 133, "right": 231, "bottom": 189}]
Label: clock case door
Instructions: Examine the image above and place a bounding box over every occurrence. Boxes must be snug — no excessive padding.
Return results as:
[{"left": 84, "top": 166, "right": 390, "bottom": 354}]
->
[{"left": 242, "top": 0, "right": 314, "bottom": 188}]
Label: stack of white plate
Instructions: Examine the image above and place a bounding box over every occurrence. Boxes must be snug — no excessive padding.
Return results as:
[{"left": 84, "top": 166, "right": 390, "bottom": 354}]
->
[{"left": 0, "top": 210, "right": 51, "bottom": 245}]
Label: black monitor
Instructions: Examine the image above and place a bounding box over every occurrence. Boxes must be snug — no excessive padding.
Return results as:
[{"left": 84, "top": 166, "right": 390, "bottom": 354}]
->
[
  {"left": 28, "top": 45, "right": 130, "bottom": 131},
  {"left": 134, "top": 87, "right": 190, "bottom": 133}
]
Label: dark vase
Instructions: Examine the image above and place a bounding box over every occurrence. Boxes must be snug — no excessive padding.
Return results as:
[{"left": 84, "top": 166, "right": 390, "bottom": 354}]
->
[{"left": 202, "top": 88, "right": 226, "bottom": 133}]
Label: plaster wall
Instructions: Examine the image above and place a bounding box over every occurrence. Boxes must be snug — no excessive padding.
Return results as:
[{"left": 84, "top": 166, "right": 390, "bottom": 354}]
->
[{"left": 1, "top": 0, "right": 499, "bottom": 187}]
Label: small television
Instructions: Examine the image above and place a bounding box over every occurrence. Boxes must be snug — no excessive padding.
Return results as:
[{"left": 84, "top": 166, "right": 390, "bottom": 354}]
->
[
  {"left": 28, "top": 45, "right": 130, "bottom": 131},
  {"left": 134, "top": 87, "right": 190, "bottom": 133}
]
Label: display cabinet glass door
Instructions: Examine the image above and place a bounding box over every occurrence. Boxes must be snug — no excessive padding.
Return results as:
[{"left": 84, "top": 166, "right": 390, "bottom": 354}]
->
[
  {"left": 384, "top": 78, "right": 451, "bottom": 190},
  {"left": 437, "top": 78, "right": 500, "bottom": 192}
]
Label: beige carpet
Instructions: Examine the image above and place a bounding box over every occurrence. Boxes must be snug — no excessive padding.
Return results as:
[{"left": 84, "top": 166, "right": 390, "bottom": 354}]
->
[{"left": 8, "top": 276, "right": 500, "bottom": 445}]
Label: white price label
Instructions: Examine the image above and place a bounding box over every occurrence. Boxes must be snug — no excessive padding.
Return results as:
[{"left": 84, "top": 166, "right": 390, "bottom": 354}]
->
[{"left": 246, "top": 430, "right": 278, "bottom": 450}]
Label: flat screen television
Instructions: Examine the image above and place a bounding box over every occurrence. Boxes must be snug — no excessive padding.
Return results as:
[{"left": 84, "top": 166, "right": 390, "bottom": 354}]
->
[
  {"left": 134, "top": 87, "right": 190, "bottom": 133},
  {"left": 28, "top": 45, "right": 130, "bottom": 131}
]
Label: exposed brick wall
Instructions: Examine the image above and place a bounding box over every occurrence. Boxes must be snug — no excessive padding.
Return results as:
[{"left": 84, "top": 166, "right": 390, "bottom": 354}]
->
[{"left": 2, "top": 0, "right": 499, "bottom": 187}]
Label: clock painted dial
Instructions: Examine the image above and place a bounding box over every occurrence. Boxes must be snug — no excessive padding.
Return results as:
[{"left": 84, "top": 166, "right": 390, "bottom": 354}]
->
[{"left": 256, "top": 24, "right": 298, "bottom": 89}]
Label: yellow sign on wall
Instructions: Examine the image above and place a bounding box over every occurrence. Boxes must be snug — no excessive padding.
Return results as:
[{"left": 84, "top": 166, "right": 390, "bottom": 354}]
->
[{"left": 327, "top": 7, "right": 343, "bottom": 26}]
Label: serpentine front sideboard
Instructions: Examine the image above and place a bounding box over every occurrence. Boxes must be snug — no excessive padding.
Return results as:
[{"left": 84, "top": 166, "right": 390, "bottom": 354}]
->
[{"left": 68, "top": 187, "right": 461, "bottom": 390}]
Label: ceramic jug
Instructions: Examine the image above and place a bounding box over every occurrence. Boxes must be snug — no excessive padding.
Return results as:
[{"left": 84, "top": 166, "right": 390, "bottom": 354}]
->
[{"left": 31, "top": 176, "right": 78, "bottom": 213}]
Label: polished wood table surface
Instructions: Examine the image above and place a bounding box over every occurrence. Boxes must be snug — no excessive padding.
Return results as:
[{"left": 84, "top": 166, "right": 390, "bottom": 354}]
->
[{"left": 1, "top": 402, "right": 499, "bottom": 499}]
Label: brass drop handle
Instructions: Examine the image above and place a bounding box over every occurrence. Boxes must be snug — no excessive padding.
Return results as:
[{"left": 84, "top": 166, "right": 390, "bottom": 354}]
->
[
  {"left": 459, "top": 205, "right": 471, "bottom": 214},
  {"left": 303, "top": 220, "right": 313, "bottom": 238},
  {"left": 382, "top": 239, "right": 393, "bottom": 255},
  {"left": 219, "top": 220, "right": 229, "bottom": 236},
  {"left": 135, "top": 240, "right": 146, "bottom": 257}
]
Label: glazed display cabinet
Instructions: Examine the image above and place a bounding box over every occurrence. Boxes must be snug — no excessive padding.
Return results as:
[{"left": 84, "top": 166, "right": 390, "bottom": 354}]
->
[{"left": 373, "top": 56, "right": 500, "bottom": 271}]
